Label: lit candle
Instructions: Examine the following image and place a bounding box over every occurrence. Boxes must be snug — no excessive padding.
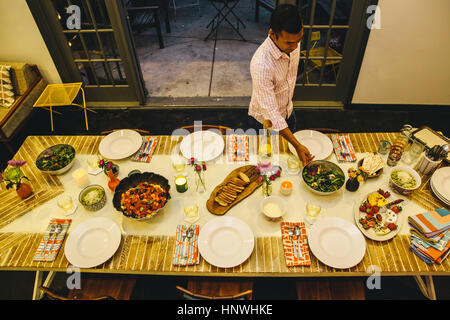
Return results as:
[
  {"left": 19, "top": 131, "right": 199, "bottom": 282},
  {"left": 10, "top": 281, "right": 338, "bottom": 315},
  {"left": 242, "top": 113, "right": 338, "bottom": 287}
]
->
[
  {"left": 280, "top": 180, "right": 293, "bottom": 196},
  {"left": 72, "top": 168, "right": 89, "bottom": 188}
]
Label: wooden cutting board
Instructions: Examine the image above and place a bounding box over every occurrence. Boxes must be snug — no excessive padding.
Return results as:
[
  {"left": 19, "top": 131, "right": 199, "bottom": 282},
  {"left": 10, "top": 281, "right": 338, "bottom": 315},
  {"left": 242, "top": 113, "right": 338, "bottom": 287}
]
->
[{"left": 206, "top": 165, "right": 262, "bottom": 215}]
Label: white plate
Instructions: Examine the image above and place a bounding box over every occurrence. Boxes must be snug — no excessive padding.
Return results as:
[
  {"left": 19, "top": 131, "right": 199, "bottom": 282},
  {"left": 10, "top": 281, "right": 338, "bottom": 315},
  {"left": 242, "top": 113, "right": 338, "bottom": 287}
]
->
[
  {"left": 431, "top": 179, "right": 450, "bottom": 206},
  {"left": 180, "top": 130, "right": 224, "bottom": 162},
  {"left": 198, "top": 216, "right": 254, "bottom": 268},
  {"left": 308, "top": 217, "right": 366, "bottom": 269},
  {"left": 431, "top": 167, "right": 450, "bottom": 203},
  {"left": 64, "top": 217, "right": 122, "bottom": 268},
  {"left": 353, "top": 192, "right": 404, "bottom": 242},
  {"left": 289, "top": 130, "right": 333, "bottom": 160},
  {"left": 99, "top": 129, "right": 142, "bottom": 160}
]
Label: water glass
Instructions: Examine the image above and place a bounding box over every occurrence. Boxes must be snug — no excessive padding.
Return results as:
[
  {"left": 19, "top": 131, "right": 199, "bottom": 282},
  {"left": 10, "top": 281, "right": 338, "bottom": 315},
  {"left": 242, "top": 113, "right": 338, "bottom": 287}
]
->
[
  {"left": 377, "top": 140, "right": 392, "bottom": 155},
  {"left": 184, "top": 203, "right": 199, "bottom": 223},
  {"left": 87, "top": 155, "right": 100, "bottom": 169},
  {"left": 402, "top": 140, "right": 425, "bottom": 165},
  {"left": 57, "top": 195, "right": 74, "bottom": 213},
  {"left": 286, "top": 154, "right": 300, "bottom": 175}
]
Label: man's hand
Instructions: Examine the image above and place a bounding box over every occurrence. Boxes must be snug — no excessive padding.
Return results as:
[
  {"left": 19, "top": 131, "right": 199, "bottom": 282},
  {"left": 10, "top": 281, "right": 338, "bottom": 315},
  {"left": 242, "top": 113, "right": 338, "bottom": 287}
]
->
[{"left": 295, "top": 144, "right": 314, "bottom": 166}]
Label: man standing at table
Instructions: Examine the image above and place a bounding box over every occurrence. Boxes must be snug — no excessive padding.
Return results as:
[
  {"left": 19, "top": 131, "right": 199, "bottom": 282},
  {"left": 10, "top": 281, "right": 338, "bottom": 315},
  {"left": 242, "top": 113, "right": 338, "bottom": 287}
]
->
[{"left": 248, "top": 4, "right": 314, "bottom": 165}]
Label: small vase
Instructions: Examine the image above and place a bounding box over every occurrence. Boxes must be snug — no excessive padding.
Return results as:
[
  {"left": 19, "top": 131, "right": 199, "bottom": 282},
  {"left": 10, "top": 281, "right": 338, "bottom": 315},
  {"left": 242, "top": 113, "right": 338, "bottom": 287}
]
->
[
  {"left": 107, "top": 169, "right": 120, "bottom": 191},
  {"left": 262, "top": 181, "right": 272, "bottom": 197},
  {"left": 103, "top": 164, "right": 119, "bottom": 177},
  {"left": 195, "top": 171, "right": 206, "bottom": 193},
  {"left": 345, "top": 178, "right": 360, "bottom": 192},
  {"left": 16, "top": 182, "right": 33, "bottom": 199}
]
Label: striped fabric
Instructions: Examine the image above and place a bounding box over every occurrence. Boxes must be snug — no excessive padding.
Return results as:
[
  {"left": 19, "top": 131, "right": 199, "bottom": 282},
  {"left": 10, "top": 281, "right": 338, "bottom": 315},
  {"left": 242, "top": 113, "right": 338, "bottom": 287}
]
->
[
  {"left": 172, "top": 225, "right": 200, "bottom": 266},
  {"left": 33, "top": 218, "right": 71, "bottom": 262},
  {"left": 249, "top": 36, "right": 299, "bottom": 131},
  {"left": 227, "top": 134, "right": 249, "bottom": 162},
  {"left": 281, "top": 222, "right": 310, "bottom": 267},
  {"left": 408, "top": 208, "right": 450, "bottom": 238},
  {"left": 331, "top": 134, "right": 357, "bottom": 162},
  {"left": 131, "top": 136, "right": 158, "bottom": 163}
]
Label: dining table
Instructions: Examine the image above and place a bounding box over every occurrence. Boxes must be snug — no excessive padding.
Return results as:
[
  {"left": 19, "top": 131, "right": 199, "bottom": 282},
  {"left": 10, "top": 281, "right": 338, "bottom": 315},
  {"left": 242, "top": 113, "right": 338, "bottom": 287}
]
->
[{"left": 0, "top": 131, "right": 448, "bottom": 300}]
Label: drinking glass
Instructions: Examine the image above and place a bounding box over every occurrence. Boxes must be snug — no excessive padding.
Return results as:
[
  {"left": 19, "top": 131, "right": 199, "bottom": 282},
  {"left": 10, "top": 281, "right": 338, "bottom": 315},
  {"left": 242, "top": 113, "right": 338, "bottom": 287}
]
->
[
  {"left": 286, "top": 154, "right": 300, "bottom": 175},
  {"left": 402, "top": 140, "right": 425, "bottom": 165},
  {"left": 184, "top": 203, "right": 199, "bottom": 223},
  {"left": 57, "top": 195, "right": 74, "bottom": 213},
  {"left": 87, "top": 155, "right": 100, "bottom": 169},
  {"left": 171, "top": 144, "right": 187, "bottom": 176},
  {"left": 305, "top": 203, "right": 321, "bottom": 226}
]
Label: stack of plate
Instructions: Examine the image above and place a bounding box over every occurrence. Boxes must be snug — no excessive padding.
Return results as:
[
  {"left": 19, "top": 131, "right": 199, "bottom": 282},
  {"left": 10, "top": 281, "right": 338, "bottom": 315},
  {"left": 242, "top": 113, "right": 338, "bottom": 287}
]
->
[{"left": 430, "top": 167, "right": 450, "bottom": 206}]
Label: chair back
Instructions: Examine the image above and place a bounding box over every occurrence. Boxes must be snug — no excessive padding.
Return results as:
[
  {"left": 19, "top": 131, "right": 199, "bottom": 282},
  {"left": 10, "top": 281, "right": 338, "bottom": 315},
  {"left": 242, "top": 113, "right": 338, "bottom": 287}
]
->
[
  {"left": 180, "top": 124, "right": 231, "bottom": 135},
  {"left": 176, "top": 285, "right": 253, "bottom": 300}
]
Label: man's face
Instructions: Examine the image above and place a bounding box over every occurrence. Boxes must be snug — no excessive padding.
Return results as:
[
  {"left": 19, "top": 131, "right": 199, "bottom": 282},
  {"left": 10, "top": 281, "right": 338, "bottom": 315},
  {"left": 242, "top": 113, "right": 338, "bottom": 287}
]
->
[{"left": 269, "top": 27, "right": 304, "bottom": 54}]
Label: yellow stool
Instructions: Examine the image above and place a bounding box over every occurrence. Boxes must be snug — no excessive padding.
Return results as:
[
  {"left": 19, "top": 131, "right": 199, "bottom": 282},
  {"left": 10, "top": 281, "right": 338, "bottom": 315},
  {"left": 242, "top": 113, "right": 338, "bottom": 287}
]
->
[{"left": 33, "top": 83, "right": 96, "bottom": 131}]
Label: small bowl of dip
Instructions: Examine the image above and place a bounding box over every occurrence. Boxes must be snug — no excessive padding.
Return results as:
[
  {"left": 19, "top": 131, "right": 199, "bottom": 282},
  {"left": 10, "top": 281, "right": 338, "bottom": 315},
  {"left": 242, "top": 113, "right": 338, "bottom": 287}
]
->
[{"left": 260, "top": 196, "right": 287, "bottom": 222}]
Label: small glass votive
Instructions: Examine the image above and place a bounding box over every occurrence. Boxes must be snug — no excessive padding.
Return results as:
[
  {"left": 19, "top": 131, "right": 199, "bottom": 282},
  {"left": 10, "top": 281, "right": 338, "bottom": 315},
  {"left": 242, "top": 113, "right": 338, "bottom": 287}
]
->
[
  {"left": 72, "top": 168, "right": 89, "bottom": 188},
  {"left": 378, "top": 140, "right": 392, "bottom": 155},
  {"left": 280, "top": 180, "right": 293, "bottom": 196},
  {"left": 175, "top": 175, "right": 188, "bottom": 193}
]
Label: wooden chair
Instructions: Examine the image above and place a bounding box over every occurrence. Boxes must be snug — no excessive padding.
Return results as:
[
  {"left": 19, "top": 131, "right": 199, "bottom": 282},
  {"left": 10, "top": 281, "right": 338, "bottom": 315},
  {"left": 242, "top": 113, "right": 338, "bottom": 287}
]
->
[
  {"left": 180, "top": 124, "right": 232, "bottom": 135},
  {"left": 296, "top": 278, "right": 366, "bottom": 300},
  {"left": 126, "top": 0, "right": 171, "bottom": 49},
  {"left": 39, "top": 274, "right": 137, "bottom": 300},
  {"left": 300, "top": 31, "right": 343, "bottom": 84},
  {"left": 176, "top": 278, "right": 253, "bottom": 300}
]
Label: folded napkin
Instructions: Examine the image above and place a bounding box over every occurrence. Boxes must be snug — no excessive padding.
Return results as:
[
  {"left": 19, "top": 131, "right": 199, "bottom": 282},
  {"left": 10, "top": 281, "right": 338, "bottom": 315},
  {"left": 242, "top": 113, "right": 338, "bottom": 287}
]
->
[
  {"left": 411, "top": 230, "right": 450, "bottom": 253},
  {"left": 410, "top": 240, "right": 450, "bottom": 265},
  {"left": 131, "top": 136, "right": 158, "bottom": 163},
  {"left": 172, "top": 225, "right": 200, "bottom": 266},
  {"left": 331, "top": 134, "right": 357, "bottom": 162},
  {"left": 408, "top": 208, "right": 450, "bottom": 238},
  {"left": 227, "top": 134, "right": 249, "bottom": 162},
  {"left": 281, "top": 222, "right": 311, "bottom": 267},
  {"left": 33, "top": 218, "right": 72, "bottom": 262}
]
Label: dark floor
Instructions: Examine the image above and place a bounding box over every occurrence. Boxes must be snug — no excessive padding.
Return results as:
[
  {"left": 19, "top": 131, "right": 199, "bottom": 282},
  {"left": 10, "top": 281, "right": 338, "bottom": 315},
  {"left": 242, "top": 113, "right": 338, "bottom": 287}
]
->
[{"left": 1, "top": 104, "right": 450, "bottom": 300}]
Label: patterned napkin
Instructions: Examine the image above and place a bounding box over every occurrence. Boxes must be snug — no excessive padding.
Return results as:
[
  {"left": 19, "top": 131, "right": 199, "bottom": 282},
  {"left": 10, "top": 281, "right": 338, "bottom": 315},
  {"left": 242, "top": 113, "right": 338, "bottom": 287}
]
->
[
  {"left": 131, "top": 136, "right": 158, "bottom": 163},
  {"left": 331, "top": 134, "right": 357, "bottom": 162},
  {"left": 172, "top": 225, "right": 200, "bottom": 266},
  {"left": 281, "top": 222, "right": 311, "bottom": 267},
  {"left": 408, "top": 208, "right": 450, "bottom": 238},
  {"left": 33, "top": 218, "right": 72, "bottom": 262},
  {"left": 227, "top": 134, "right": 249, "bottom": 162}
]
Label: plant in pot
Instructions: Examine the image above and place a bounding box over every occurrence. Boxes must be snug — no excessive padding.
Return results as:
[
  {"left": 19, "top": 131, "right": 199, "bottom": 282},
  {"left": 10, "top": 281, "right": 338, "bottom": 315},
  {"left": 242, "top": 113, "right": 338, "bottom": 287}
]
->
[
  {"left": 1, "top": 160, "right": 33, "bottom": 199},
  {"left": 345, "top": 166, "right": 366, "bottom": 192}
]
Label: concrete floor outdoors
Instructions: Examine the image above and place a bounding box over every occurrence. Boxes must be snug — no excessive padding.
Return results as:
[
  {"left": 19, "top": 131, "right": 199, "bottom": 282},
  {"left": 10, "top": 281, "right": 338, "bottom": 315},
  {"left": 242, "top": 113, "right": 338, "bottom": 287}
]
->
[
  {"left": 133, "top": 0, "right": 270, "bottom": 97},
  {"left": 1, "top": 106, "right": 450, "bottom": 300}
]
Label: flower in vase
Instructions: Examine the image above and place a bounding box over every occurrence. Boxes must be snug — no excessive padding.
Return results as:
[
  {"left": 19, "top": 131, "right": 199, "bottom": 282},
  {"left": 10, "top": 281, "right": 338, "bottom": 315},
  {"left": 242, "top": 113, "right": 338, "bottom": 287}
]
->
[{"left": 2, "top": 159, "right": 30, "bottom": 190}]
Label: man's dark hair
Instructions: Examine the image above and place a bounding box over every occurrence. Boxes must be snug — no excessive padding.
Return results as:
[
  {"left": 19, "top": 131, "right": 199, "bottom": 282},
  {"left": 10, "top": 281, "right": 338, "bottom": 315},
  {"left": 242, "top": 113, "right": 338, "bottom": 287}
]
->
[{"left": 270, "top": 4, "right": 303, "bottom": 35}]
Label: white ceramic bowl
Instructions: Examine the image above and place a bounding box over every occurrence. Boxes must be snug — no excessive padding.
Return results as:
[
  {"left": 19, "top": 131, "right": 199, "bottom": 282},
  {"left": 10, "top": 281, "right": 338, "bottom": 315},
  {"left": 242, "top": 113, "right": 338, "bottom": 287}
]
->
[
  {"left": 389, "top": 165, "right": 422, "bottom": 195},
  {"left": 260, "top": 196, "right": 287, "bottom": 222}
]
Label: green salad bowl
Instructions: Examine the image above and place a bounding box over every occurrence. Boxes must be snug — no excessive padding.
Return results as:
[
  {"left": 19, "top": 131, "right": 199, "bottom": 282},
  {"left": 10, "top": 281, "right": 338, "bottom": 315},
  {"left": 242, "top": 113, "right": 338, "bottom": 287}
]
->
[
  {"left": 302, "top": 160, "right": 345, "bottom": 195},
  {"left": 35, "top": 144, "right": 76, "bottom": 175}
]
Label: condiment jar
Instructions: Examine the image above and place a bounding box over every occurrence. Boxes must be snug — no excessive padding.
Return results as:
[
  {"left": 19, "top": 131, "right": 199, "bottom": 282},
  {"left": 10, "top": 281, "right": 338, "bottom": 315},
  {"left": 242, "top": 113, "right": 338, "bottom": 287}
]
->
[{"left": 387, "top": 125, "right": 413, "bottom": 167}]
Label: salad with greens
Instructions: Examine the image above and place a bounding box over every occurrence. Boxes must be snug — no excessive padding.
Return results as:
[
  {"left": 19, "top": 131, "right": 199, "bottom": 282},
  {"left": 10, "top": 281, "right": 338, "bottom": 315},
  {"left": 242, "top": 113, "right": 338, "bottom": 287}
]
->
[
  {"left": 36, "top": 144, "right": 75, "bottom": 171},
  {"left": 302, "top": 162, "right": 345, "bottom": 193}
]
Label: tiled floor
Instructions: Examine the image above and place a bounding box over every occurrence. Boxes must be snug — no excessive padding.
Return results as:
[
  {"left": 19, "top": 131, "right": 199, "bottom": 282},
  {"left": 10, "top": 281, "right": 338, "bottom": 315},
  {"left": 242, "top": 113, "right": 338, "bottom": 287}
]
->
[
  {"left": 133, "top": 0, "right": 269, "bottom": 97},
  {"left": 1, "top": 106, "right": 449, "bottom": 299}
]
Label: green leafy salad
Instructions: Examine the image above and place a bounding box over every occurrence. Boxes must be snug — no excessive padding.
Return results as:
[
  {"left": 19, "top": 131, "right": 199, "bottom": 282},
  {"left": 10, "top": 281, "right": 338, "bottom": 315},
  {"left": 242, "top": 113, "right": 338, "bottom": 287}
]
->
[
  {"left": 36, "top": 145, "right": 75, "bottom": 171},
  {"left": 302, "top": 163, "right": 345, "bottom": 192}
]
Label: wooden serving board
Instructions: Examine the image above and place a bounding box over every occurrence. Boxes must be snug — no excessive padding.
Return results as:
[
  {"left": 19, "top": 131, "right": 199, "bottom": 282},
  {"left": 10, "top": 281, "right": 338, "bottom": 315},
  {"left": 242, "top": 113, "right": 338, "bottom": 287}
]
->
[{"left": 206, "top": 165, "right": 262, "bottom": 215}]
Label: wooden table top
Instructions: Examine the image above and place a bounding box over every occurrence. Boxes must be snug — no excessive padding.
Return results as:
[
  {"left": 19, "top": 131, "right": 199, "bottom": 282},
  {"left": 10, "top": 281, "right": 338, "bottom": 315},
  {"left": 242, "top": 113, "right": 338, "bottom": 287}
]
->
[{"left": 0, "top": 133, "right": 448, "bottom": 276}]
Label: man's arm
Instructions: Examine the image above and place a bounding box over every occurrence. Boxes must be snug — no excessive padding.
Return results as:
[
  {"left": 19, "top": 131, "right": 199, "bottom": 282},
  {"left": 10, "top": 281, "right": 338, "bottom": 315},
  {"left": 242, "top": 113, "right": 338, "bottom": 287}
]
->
[{"left": 279, "top": 127, "right": 314, "bottom": 165}]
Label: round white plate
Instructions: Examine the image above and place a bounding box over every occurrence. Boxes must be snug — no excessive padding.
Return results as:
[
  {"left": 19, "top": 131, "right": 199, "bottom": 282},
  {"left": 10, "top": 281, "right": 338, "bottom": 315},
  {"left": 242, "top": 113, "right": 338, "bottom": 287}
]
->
[
  {"left": 198, "top": 216, "right": 254, "bottom": 268},
  {"left": 99, "top": 129, "right": 142, "bottom": 160},
  {"left": 64, "top": 217, "right": 122, "bottom": 268},
  {"left": 353, "top": 192, "right": 404, "bottom": 242},
  {"left": 180, "top": 130, "right": 224, "bottom": 162},
  {"left": 431, "top": 179, "right": 450, "bottom": 206},
  {"left": 308, "top": 217, "right": 366, "bottom": 269},
  {"left": 288, "top": 130, "right": 333, "bottom": 160},
  {"left": 431, "top": 167, "right": 450, "bottom": 203}
]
